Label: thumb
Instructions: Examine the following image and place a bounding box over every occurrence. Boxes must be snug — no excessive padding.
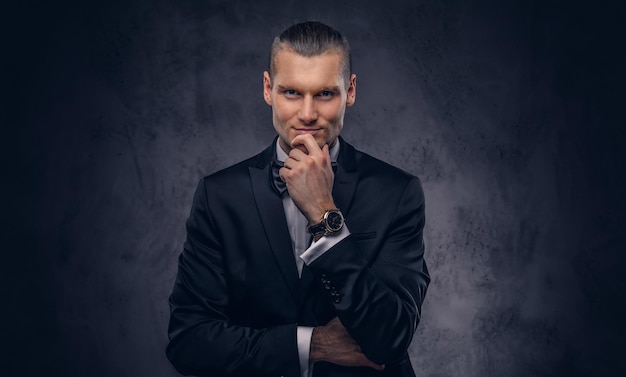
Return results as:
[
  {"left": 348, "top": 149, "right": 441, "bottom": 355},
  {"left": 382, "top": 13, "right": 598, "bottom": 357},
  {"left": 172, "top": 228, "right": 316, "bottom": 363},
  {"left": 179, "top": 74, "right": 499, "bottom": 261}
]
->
[
  {"left": 360, "top": 354, "right": 385, "bottom": 371},
  {"left": 322, "top": 144, "right": 331, "bottom": 165}
]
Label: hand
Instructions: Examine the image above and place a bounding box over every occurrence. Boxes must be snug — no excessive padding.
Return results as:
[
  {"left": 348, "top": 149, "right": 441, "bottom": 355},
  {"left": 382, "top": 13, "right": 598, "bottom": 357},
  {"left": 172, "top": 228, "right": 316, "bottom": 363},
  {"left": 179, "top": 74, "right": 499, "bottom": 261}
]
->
[
  {"left": 280, "top": 134, "right": 336, "bottom": 224},
  {"left": 310, "top": 317, "right": 385, "bottom": 371}
]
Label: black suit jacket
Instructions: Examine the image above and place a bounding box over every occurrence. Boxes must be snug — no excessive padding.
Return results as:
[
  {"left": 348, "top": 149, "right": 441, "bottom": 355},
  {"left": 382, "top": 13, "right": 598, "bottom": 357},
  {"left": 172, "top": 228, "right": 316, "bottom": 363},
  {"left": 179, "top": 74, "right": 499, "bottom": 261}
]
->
[{"left": 167, "top": 137, "right": 430, "bottom": 377}]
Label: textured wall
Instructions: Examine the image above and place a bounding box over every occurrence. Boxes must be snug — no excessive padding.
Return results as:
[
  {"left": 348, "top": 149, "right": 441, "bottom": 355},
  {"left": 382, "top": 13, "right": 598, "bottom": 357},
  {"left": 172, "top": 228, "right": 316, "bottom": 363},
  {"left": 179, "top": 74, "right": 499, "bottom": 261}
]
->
[{"left": 5, "top": 0, "right": 625, "bottom": 376}]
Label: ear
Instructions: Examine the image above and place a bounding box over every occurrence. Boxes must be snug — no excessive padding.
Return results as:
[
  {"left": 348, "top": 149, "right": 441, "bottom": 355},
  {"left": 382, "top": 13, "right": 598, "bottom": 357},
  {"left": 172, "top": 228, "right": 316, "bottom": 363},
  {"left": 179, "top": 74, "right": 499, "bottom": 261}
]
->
[
  {"left": 346, "top": 74, "right": 357, "bottom": 107},
  {"left": 263, "top": 71, "right": 272, "bottom": 106}
]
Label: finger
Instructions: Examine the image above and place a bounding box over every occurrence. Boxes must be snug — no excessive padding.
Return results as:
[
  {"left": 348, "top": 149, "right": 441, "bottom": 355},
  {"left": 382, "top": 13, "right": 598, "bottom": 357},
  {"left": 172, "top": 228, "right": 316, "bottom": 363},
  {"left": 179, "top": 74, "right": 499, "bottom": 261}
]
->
[
  {"left": 282, "top": 158, "right": 294, "bottom": 169},
  {"left": 286, "top": 147, "right": 308, "bottom": 162},
  {"left": 322, "top": 144, "right": 332, "bottom": 167},
  {"left": 291, "top": 134, "right": 323, "bottom": 155},
  {"left": 354, "top": 352, "right": 385, "bottom": 371},
  {"left": 322, "top": 144, "right": 329, "bottom": 155},
  {"left": 325, "top": 317, "right": 346, "bottom": 333},
  {"left": 278, "top": 167, "right": 288, "bottom": 182},
  {"left": 359, "top": 354, "right": 384, "bottom": 371}
]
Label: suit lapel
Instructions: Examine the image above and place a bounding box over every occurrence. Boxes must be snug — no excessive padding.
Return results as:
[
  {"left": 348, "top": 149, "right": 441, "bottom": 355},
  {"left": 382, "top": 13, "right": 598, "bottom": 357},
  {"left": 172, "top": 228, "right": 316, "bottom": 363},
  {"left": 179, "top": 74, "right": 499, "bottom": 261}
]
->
[
  {"left": 333, "top": 137, "right": 359, "bottom": 215},
  {"left": 249, "top": 143, "right": 299, "bottom": 303}
]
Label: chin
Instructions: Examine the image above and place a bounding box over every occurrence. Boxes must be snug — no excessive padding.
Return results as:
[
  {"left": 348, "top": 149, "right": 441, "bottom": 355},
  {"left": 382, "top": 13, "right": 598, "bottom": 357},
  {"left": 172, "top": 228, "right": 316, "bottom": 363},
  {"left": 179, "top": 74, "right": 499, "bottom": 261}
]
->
[{"left": 291, "top": 144, "right": 307, "bottom": 153}]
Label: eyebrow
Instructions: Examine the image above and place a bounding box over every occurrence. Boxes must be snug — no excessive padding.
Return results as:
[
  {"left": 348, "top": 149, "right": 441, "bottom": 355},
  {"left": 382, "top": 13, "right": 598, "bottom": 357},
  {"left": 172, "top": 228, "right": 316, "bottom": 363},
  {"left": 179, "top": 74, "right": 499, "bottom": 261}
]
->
[{"left": 276, "top": 85, "right": 341, "bottom": 92}]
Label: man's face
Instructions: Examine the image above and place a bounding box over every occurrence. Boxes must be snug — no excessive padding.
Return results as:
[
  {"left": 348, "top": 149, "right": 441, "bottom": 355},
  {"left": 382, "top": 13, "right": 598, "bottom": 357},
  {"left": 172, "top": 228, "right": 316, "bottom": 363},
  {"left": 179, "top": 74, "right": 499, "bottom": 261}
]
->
[{"left": 263, "top": 48, "right": 356, "bottom": 154}]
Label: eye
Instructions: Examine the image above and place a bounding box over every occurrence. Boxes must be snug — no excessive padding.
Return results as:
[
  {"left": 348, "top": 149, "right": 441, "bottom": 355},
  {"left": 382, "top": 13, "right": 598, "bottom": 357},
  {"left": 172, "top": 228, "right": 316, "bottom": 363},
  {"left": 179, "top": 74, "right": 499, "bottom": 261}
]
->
[
  {"left": 283, "top": 89, "right": 299, "bottom": 98},
  {"left": 318, "top": 90, "right": 335, "bottom": 98}
]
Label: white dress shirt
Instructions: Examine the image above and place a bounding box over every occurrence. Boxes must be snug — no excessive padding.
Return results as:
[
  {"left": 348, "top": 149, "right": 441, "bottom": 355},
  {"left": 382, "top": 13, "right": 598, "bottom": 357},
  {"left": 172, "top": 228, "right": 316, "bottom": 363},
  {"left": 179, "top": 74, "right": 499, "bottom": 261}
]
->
[{"left": 275, "top": 139, "right": 351, "bottom": 377}]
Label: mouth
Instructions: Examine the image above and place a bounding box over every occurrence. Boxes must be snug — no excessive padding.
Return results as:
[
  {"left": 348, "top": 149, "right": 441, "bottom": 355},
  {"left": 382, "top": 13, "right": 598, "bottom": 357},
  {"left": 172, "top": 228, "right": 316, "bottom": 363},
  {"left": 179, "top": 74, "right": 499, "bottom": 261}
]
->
[{"left": 294, "top": 128, "right": 322, "bottom": 135}]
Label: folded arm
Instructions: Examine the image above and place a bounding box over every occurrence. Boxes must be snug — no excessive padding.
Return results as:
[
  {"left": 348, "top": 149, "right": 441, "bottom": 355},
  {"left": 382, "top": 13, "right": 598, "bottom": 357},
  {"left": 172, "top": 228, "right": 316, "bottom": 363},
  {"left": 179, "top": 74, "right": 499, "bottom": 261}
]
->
[{"left": 304, "top": 177, "right": 430, "bottom": 365}]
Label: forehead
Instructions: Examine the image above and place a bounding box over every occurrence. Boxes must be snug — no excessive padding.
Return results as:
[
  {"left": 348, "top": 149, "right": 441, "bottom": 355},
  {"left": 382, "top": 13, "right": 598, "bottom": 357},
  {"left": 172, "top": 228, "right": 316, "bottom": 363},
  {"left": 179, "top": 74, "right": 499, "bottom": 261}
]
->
[{"left": 272, "top": 49, "right": 345, "bottom": 89}]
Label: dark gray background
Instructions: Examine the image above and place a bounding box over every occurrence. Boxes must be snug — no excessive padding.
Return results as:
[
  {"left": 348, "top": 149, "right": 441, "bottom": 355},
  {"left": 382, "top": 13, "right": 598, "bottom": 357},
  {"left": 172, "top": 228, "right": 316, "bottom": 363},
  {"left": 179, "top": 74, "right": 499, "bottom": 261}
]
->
[{"left": 4, "top": 0, "right": 625, "bottom": 376}]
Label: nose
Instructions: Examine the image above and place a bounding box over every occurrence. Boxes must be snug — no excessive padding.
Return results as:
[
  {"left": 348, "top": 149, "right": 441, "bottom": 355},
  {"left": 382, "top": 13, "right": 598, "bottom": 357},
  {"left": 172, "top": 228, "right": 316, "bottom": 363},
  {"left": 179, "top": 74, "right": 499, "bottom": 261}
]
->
[{"left": 298, "top": 96, "right": 318, "bottom": 125}]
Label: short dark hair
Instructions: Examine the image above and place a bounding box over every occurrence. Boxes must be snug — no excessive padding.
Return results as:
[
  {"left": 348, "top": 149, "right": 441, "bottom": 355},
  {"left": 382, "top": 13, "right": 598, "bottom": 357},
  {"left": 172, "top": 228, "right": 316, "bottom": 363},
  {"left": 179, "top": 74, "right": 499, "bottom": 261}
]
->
[{"left": 268, "top": 21, "right": 352, "bottom": 87}]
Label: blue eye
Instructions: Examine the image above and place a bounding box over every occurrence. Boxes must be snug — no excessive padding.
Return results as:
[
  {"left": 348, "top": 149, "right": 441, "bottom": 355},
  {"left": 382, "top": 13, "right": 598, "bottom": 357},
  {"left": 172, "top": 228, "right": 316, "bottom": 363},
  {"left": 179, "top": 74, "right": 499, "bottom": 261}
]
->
[
  {"left": 319, "top": 90, "right": 334, "bottom": 98},
  {"left": 283, "top": 89, "right": 298, "bottom": 97}
]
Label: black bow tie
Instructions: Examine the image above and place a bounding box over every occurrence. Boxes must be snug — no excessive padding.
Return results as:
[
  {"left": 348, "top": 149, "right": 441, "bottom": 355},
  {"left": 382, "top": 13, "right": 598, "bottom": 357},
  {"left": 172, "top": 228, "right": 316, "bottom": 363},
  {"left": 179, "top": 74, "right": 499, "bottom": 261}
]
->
[
  {"left": 270, "top": 160, "right": 288, "bottom": 197},
  {"left": 270, "top": 160, "right": 338, "bottom": 197}
]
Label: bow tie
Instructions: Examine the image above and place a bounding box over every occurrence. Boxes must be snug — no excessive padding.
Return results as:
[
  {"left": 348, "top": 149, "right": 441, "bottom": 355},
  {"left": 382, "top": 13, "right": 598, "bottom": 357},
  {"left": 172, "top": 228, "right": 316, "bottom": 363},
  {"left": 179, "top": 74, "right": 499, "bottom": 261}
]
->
[
  {"left": 270, "top": 160, "right": 338, "bottom": 197},
  {"left": 270, "top": 160, "right": 288, "bottom": 197}
]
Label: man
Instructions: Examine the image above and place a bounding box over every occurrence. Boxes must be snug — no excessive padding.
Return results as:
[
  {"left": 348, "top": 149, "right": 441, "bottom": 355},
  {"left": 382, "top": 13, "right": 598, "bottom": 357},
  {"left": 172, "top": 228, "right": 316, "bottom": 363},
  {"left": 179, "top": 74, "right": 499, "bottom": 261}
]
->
[{"left": 167, "top": 21, "right": 430, "bottom": 377}]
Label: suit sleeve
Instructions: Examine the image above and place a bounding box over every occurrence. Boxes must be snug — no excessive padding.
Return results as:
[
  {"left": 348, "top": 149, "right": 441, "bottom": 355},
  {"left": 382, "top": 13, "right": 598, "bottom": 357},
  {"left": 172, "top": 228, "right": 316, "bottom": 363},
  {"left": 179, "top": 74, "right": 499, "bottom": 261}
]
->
[
  {"left": 305, "top": 176, "right": 430, "bottom": 365},
  {"left": 166, "top": 179, "right": 300, "bottom": 376}
]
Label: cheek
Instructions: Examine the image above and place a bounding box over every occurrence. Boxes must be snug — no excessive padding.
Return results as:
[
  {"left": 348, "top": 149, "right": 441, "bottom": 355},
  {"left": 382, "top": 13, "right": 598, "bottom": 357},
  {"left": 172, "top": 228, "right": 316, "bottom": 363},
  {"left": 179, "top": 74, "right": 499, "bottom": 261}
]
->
[
  {"left": 319, "top": 102, "right": 345, "bottom": 122},
  {"left": 274, "top": 103, "right": 296, "bottom": 124}
]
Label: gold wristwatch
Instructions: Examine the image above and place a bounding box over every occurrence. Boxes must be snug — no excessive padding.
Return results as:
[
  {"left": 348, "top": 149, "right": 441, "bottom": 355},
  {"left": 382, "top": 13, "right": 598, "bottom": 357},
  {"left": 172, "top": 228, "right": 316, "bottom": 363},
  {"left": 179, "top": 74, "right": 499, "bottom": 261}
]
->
[{"left": 306, "top": 209, "right": 344, "bottom": 238}]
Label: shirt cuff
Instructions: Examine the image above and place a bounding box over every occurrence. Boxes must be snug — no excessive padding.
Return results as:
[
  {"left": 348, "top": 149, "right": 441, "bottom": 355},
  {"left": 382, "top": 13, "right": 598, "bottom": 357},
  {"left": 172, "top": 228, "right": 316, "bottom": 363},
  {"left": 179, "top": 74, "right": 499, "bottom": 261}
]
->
[
  {"left": 300, "top": 225, "right": 350, "bottom": 265},
  {"left": 297, "top": 326, "right": 314, "bottom": 377}
]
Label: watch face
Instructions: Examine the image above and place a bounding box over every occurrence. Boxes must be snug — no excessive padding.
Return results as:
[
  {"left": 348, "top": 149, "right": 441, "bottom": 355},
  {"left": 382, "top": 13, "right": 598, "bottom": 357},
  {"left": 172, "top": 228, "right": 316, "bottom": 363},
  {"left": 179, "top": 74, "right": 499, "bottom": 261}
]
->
[{"left": 326, "top": 211, "right": 344, "bottom": 232}]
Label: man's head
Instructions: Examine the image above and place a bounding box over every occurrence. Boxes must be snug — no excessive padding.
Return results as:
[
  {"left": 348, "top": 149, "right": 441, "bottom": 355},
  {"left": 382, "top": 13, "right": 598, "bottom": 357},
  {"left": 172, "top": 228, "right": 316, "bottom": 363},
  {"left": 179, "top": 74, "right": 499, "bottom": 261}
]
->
[
  {"left": 263, "top": 21, "right": 357, "bottom": 154},
  {"left": 269, "top": 21, "right": 352, "bottom": 88}
]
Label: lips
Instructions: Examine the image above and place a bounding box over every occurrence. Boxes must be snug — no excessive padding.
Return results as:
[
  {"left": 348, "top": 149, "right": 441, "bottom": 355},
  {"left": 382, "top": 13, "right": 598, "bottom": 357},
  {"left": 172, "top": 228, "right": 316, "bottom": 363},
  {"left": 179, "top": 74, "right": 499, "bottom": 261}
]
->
[{"left": 294, "top": 129, "right": 321, "bottom": 135}]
